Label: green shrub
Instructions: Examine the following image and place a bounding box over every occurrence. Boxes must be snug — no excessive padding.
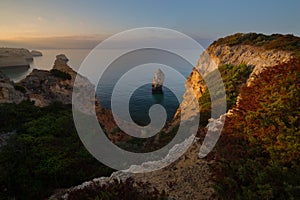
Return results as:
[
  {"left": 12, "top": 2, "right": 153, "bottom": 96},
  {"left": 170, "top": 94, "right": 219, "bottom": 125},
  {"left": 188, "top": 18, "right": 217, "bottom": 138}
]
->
[
  {"left": 198, "top": 63, "right": 252, "bottom": 126},
  {"left": 213, "top": 33, "right": 300, "bottom": 57},
  {"left": 14, "top": 85, "right": 26, "bottom": 93},
  {"left": 213, "top": 59, "right": 300, "bottom": 199},
  {"left": 50, "top": 69, "right": 72, "bottom": 80},
  {"left": 0, "top": 102, "right": 114, "bottom": 199}
]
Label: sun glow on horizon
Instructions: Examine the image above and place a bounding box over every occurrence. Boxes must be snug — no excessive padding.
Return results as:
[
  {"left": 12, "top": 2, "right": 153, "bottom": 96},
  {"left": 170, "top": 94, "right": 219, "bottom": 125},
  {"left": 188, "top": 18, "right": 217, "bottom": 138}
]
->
[{"left": 0, "top": 0, "right": 299, "bottom": 48}]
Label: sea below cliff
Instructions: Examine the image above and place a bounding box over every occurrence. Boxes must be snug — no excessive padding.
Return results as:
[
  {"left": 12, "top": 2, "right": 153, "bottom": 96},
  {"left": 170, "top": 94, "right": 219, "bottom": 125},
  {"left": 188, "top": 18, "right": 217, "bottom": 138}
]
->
[{"left": 3, "top": 48, "right": 193, "bottom": 125}]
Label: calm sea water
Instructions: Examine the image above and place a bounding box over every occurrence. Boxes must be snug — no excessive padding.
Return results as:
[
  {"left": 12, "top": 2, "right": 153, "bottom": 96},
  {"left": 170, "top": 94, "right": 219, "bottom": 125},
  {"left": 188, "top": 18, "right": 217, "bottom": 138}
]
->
[{"left": 2, "top": 49, "right": 194, "bottom": 125}]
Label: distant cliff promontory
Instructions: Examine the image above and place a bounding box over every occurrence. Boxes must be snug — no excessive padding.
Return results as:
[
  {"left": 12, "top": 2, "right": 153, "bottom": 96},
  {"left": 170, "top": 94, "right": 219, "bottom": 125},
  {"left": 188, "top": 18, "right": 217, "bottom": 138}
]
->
[{"left": 0, "top": 48, "right": 43, "bottom": 69}]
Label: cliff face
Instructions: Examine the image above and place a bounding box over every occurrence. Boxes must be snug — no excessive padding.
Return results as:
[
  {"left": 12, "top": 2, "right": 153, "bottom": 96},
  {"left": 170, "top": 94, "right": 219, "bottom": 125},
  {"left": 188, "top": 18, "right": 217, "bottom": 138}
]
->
[
  {"left": 176, "top": 36, "right": 294, "bottom": 120},
  {"left": 205, "top": 43, "right": 292, "bottom": 85}
]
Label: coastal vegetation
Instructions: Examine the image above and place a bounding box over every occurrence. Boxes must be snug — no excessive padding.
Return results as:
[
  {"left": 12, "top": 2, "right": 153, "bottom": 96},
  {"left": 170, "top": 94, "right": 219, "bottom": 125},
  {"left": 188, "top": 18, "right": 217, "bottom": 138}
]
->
[
  {"left": 50, "top": 69, "right": 72, "bottom": 80},
  {"left": 0, "top": 101, "right": 114, "bottom": 199},
  {"left": 213, "top": 33, "right": 300, "bottom": 57},
  {"left": 213, "top": 59, "right": 300, "bottom": 199},
  {"left": 198, "top": 63, "right": 252, "bottom": 126}
]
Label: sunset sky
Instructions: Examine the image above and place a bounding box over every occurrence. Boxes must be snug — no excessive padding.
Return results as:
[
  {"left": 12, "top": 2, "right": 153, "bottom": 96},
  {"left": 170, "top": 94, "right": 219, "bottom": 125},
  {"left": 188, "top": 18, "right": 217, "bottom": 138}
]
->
[{"left": 1, "top": 0, "right": 299, "bottom": 48}]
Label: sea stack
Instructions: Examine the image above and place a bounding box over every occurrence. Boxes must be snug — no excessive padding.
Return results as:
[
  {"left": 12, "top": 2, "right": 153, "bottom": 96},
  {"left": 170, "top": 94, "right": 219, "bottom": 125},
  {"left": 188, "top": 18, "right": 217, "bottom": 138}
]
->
[{"left": 152, "top": 69, "right": 165, "bottom": 94}]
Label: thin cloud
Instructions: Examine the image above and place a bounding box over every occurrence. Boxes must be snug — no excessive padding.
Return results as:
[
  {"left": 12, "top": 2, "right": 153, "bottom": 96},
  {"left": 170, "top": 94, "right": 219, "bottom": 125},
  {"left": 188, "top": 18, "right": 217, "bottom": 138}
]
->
[{"left": 37, "top": 16, "right": 44, "bottom": 22}]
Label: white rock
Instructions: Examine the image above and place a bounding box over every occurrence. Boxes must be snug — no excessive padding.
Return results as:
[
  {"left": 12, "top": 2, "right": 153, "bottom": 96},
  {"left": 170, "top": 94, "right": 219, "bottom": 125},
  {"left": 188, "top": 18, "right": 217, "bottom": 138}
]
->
[{"left": 152, "top": 69, "right": 165, "bottom": 87}]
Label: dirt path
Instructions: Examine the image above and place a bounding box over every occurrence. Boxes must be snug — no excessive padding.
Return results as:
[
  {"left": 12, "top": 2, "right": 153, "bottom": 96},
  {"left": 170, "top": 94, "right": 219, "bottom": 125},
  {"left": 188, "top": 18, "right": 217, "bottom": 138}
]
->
[{"left": 133, "top": 142, "right": 218, "bottom": 200}]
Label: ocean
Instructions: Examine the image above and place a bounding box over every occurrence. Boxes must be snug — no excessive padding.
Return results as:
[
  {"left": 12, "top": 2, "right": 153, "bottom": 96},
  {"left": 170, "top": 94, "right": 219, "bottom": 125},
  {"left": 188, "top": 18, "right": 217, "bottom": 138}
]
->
[{"left": 2, "top": 49, "right": 194, "bottom": 125}]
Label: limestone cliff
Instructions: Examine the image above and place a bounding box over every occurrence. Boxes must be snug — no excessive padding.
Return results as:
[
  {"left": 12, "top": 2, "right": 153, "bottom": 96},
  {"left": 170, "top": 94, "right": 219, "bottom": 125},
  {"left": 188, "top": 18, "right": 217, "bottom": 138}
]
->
[{"left": 176, "top": 33, "right": 295, "bottom": 120}]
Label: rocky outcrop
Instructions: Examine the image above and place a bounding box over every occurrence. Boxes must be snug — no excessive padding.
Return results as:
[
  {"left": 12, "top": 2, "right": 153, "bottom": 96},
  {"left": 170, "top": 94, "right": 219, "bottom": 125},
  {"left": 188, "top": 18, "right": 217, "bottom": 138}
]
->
[
  {"left": 52, "top": 54, "right": 76, "bottom": 80},
  {"left": 152, "top": 69, "right": 165, "bottom": 94},
  {"left": 55, "top": 54, "right": 69, "bottom": 63},
  {"left": 30, "top": 50, "right": 43, "bottom": 57},
  {"left": 19, "top": 69, "right": 73, "bottom": 106},
  {"left": 0, "top": 71, "right": 26, "bottom": 103},
  {"left": 0, "top": 48, "right": 33, "bottom": 69},
  {"left": 18, "top": 54, "right": 95, "bottom": 109}
]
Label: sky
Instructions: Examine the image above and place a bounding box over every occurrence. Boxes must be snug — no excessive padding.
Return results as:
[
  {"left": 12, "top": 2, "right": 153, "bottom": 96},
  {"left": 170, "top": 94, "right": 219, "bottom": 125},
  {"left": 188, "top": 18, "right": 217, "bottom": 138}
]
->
[{"left": 0, "top": 0, "right": 299, "bottom": 48}]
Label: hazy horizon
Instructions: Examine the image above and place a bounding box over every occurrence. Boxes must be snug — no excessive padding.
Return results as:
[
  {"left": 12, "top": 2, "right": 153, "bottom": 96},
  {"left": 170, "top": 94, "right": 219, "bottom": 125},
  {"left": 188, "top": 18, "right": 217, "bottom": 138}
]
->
[
  {"left": 1, "top": 0, "right": 300, "bottom": 49},
  {"left": 0, "top": 34, "right": 215, "bottom": 49}
]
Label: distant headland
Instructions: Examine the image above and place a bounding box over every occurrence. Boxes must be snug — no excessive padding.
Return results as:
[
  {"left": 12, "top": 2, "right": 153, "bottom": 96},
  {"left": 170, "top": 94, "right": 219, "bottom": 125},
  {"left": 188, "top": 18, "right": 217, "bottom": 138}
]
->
[{"left": 0, "top": 48, "right": 42, "bottom": 69}]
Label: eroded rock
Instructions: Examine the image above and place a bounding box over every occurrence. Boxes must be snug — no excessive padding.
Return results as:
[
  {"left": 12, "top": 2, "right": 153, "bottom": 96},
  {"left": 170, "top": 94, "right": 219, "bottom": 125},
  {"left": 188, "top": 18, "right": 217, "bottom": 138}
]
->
[
  {"left": 152, "top": 69, "right": 165, "bottom": 94},
  {"left": 0, "top": 71, "right": 26, "bottom": 103}
]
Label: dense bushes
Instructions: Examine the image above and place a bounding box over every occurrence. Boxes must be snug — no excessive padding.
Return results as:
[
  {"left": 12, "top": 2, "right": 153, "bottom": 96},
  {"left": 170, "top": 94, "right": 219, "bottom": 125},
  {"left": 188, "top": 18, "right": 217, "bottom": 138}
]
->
[
  {"left": 213, "top": 33, "right": 300, "bottom": 57},
  {"left": 213, "top": 59, "right": 300, "bottom": 199},
  {"left": 0, "top": 101, "right": 114, "bottom": 199},
  {"left": 198, "top": 63, "right": 252, "bottom": 126},
  {"left": 14, "top": 85, "right": 26, "bottom": 93},
  {"left": 50, "top": 69, "right": 72, "bottom": 80}
]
